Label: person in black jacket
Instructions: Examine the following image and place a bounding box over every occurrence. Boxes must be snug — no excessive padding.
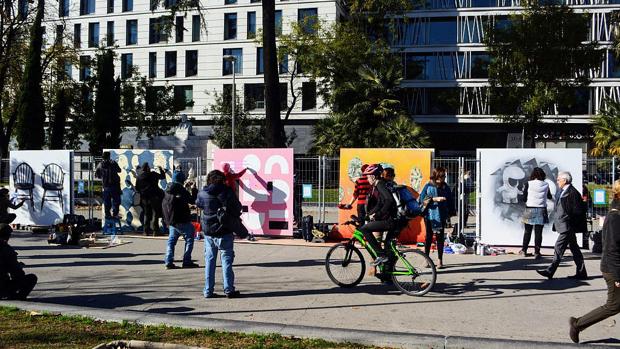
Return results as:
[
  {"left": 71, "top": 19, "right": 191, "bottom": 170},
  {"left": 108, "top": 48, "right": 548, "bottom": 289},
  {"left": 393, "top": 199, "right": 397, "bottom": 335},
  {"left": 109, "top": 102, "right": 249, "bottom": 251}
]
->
[
  {"left": 135, "top": 163, "right": 166, "bottom": 236},
  {"left": 196, "top": 170, "right": 243, "bottom": 299},
  {"left": 358, "top": 164, "right": 402, "bottom": 267},
  {"left": 537, "top": 171, "right": 588, "bottom": 279},
  {"left": 0, "top": 188, "right": 24, "bottom": 224},
  {"left": 95, "top": 152, "right": 122, "bottom": 219},
  {"left": 0, "top": 224, "right": 37, "bottom": 300},
  {"left": 569, "top": 180, "right": 620, "bottom": 343},
  {"left": 162, "top": 171, "right": 198, "bottom": 269}
]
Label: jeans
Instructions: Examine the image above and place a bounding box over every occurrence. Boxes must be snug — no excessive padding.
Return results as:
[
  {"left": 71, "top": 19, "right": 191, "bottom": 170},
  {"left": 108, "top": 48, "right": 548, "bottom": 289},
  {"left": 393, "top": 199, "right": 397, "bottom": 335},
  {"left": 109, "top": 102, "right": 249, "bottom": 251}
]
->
[
  {"left": 204, "top": 234, "right": 235, "bottom": 297},
  {"left": 102, "top": 187, "right": 121, "bottom": 218},
  {"left": 164, "top": 222, "right": 195, "bottom": 266}
]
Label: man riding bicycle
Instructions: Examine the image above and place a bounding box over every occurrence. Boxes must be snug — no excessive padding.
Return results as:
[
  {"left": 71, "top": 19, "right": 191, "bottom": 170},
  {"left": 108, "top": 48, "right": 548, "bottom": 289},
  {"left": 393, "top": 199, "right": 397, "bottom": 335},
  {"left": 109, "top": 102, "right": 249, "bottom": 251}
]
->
[{"left": 358, "top": 164, "right": 407, "bottom": 267}]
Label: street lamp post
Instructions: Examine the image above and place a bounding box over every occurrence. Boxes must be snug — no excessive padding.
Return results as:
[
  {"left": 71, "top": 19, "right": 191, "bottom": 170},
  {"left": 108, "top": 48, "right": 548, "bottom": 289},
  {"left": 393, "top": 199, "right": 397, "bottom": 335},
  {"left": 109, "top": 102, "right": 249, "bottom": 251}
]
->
[{"left": 223, "top": 55, "right": 237, "bottom": 149}]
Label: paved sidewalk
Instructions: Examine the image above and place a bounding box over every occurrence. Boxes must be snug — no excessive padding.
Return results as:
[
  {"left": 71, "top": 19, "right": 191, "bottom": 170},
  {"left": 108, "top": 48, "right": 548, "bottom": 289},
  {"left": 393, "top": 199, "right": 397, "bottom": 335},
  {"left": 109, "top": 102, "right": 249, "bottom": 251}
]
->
[{"left": 3, "top": 232, "right": 619, "bottom": 348}]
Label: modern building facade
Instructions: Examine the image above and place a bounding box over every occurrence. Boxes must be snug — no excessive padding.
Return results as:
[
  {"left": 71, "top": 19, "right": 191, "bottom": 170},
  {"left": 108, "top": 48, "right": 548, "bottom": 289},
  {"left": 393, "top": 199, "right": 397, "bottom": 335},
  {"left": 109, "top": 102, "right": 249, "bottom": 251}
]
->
[
  {"left": 43, "top": 0, "right": 343, "bottom": 152},
  {"left": 393, "top": 0, "right": 620, "bottom": 154}
]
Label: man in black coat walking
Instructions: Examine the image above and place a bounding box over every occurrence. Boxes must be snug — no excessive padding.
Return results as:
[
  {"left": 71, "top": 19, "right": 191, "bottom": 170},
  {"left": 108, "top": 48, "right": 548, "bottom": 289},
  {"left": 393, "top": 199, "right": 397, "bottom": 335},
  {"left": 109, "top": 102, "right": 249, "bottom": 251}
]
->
[
  {"left": 569, "top": 180, "right": 620, "bottom": 343},
  {"left": 537, "top": 171, "right": 587, "bottom": 279},
  {"left": 0, "top": 224, "right": 37, "bottom": 300},
  {"left": 95, "top": 152, "right": 122, "bottom": 219}
]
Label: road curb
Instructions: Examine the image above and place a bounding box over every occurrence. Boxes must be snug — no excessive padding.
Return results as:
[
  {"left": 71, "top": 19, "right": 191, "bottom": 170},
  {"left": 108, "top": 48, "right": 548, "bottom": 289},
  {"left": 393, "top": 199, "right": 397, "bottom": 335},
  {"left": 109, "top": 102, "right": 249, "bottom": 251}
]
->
[{"left": 0, "top": 300, "right": 599, "bottom": 349}]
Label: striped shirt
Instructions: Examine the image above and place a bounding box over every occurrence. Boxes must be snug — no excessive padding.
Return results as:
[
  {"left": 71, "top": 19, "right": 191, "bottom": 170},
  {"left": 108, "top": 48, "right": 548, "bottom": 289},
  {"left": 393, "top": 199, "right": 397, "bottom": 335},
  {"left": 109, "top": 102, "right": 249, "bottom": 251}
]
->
[{"left": 353, "top": 175, "right": 371, "bottom": 205}]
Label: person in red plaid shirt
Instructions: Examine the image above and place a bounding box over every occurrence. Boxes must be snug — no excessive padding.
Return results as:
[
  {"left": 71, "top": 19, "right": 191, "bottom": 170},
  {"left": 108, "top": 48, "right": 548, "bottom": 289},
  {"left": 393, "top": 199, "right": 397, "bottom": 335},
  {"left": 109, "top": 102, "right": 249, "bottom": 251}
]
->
[{"left": 339, "top": 164, "right": 371, "bottom": 223}]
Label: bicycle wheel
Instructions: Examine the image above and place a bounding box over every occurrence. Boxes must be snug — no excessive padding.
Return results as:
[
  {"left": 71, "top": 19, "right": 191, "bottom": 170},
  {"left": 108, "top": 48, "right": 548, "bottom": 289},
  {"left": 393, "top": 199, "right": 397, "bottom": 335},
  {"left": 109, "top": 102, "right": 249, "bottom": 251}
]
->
[
  {"left": 390, "top": 249, "right": 436, "bottom": 296},
  {"left": 325, "top": 243, "right": 366, "bottom": 287}
]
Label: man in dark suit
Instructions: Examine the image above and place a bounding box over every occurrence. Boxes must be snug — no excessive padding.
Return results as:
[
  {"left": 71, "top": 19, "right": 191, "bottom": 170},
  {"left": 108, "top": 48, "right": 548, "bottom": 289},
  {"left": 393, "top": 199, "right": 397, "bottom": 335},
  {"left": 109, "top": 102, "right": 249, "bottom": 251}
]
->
[{"left": 537, "top": 171, "right": 587, "bottom": 280}]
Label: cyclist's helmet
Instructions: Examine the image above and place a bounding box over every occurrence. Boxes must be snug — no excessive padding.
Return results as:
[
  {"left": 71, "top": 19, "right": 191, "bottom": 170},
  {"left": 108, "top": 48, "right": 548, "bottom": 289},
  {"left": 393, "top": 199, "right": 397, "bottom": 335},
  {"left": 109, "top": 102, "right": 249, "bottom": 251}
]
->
[{"left": 362, "top": 164, "right": 383, "bottom": 176}]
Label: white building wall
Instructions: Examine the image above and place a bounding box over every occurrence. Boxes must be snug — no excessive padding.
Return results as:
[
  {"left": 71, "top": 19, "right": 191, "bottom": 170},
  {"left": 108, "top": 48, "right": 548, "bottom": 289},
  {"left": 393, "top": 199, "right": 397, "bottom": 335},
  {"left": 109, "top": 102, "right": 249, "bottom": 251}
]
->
[{"left": 43, "top": 0, "right": 339, "bottom": 121}]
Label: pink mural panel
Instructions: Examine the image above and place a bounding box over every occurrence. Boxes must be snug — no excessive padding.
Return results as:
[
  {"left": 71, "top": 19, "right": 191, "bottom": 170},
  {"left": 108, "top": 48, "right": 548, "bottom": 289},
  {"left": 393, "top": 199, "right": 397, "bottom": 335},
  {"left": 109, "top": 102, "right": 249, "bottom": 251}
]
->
[{"left": 214, "top": 148, "right": 294, "bottom": 236}]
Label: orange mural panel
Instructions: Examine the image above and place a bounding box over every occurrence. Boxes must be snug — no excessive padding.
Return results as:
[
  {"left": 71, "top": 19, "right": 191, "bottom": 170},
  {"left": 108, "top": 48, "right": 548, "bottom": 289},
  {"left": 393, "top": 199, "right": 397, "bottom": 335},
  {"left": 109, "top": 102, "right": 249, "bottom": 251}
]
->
[{"left": 336, "top": 148, "right": 433, "bottom": 244}]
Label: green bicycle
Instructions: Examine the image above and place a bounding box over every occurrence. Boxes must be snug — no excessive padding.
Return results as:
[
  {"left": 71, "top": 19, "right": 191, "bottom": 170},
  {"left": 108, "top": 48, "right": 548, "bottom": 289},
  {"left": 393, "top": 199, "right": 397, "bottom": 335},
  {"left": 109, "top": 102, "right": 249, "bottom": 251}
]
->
[{"left": 325, "top": 217, "right": 437, "bottom": 296}]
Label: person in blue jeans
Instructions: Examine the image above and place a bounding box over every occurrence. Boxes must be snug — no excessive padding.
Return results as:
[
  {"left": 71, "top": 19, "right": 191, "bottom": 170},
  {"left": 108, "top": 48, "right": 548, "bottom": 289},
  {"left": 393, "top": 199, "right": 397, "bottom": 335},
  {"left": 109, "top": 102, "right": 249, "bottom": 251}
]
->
[
  {"left": 196, "top": 170, "right": 243, "bottom": 299},
  {"left": 95, "top": 152, "right": 122, "bottom": 219},
  {"left": 162, "top": 171, "right": 198, "bottom": 269}
]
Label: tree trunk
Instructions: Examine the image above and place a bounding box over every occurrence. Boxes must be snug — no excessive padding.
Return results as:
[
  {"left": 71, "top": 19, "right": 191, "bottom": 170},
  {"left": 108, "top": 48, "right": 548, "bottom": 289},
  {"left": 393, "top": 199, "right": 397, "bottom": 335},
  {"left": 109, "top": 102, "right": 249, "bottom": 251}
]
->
[
  {"left": 15, "top": 0, "right": 46, "bottom": 150},
  {"left": 262, "top": 0, "right": 285, "bottom": 148}
]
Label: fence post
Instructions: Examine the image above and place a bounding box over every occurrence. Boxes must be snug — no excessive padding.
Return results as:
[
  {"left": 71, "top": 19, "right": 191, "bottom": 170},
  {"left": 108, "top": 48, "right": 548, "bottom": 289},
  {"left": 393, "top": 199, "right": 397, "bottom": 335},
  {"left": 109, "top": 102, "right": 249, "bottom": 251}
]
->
[
  {"left": 321, "top": 156, "right": 327, "bottom": 224},
  {"left": 317, "top": 156, "right": 322, "bottom": 223},
  {"left": 458, "top": 157, "right": 464, "bottom": 237},
  {"left": 613, "top": 156, "right": 616, "bottom": 185}
]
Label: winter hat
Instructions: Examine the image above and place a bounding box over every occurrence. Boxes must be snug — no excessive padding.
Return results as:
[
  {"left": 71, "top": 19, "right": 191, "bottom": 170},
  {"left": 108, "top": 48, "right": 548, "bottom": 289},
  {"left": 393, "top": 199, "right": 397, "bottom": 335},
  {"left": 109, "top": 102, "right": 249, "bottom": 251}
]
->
[{"left": 172, "top": 170, "right": 186, "bottom": 184}]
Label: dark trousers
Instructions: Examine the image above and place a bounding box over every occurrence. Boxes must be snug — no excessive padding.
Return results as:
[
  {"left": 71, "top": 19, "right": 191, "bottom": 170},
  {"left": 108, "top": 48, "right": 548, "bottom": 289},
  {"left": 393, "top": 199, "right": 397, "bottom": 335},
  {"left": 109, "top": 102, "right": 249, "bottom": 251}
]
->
[
  {"left": 357, "top": 204, "right": 367, "bottom": 223},
  {"left": 102, "top": 187, "right": 121, "bottom": 218},
  {"left": 546, "top": 230, "right": 586, "bottom": 276},
  {"left": 0, "top": 213, "right": 16, "bottom": 224},
  {"left": 1, "top": 274, "right": 38, "bottom": 300},
  {"left": 424, "top": 218, "right": 445, "bottom": 262},
  {"left": 359, "top": 220, "right": 397, "bottom": 258},
  {"left": 575, "top": 272, "right": 620, "bottom": 330},
  {"left": 141, "top": 197, "right": 162, "bottom": 234},
  {"left": 522, "top": 224, "right": 543, "bottom": 254}
]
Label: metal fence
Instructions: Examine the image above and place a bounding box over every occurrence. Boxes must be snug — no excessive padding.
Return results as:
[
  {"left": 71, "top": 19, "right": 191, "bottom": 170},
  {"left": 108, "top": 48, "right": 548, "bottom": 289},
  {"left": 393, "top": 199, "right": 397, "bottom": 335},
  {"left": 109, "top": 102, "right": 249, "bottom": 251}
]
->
[{"left": 0, "top": 153, "right": 616, "bottom": 233}]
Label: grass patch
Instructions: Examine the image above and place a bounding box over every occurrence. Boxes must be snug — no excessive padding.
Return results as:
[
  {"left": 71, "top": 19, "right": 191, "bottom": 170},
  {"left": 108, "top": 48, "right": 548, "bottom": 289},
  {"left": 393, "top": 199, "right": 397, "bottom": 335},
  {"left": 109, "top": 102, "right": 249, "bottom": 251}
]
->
[{"left": 0, "top": 306, "right": 385, "bottom": 349}]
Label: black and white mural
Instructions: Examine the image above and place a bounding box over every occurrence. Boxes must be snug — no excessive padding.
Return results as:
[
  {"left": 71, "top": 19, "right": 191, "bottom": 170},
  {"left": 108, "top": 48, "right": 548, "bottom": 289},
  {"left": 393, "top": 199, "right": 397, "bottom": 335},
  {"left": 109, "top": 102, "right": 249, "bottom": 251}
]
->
[{"left": 478, "top": 149, "right": 582, "bottom": 246}]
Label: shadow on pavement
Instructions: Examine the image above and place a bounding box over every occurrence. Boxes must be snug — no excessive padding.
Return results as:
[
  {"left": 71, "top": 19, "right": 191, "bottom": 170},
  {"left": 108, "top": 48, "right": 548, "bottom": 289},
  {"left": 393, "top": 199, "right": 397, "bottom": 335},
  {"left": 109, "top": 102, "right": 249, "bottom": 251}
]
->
[
  {"left": 582, "top": 338, "right": 620, "bottom": 345},
  {"left": 25, "top": 259, "right": 163, "bottom": 268},
  {"left": 33, "top": 293, "right": 192, "bottom": 309},
  {"left": 235, "top": 259, "right": 325, "bottom": 268},
  {"left": 23, "top": 252, "right": 163, "bottom": 260}
]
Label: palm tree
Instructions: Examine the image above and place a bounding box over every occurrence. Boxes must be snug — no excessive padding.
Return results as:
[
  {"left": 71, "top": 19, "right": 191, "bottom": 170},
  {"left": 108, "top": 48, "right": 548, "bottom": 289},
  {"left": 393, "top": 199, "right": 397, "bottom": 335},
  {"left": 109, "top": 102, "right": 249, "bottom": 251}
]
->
[
  {"left": 591, "top": 100, "right": 620, "bottom": 156},
  {"left": 382, "top": 115, "right": 431, "bottom": 148}
]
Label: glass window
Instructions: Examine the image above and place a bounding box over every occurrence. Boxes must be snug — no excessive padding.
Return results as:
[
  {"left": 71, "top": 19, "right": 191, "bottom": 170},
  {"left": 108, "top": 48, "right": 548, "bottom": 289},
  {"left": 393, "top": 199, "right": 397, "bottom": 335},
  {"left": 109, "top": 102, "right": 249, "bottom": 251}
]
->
[
  {"left": 298, "top": 8, "right": 317, "bottom": 34},
  {"left": 174, "top": 86, "right": 194, "bottom": 109},
  {"left": 64, "top": 61, "right": 72, "bottom": 79},
  {"left": 224, "top": 13, "right": 237, "bottom": 40},
  {"left": 405, "top": 53, "right": 425, "bottom": 80},
  {"left": 192, "top": 15, "right": 200, "bottom": 42},
  {"left": 222, "top": 48, "right": 242, "bottom": 75},
  {"left": 609, "top": 51, "right": 620, "bottom": 78},
  {"left": 126, "top": 19, "right": 137, "bottom": 45},
  {"left": 121, "top": 53, "right": 133, "bottom": 79},
  {"left": 470, "top": 0, "right": 495, "bottom": 7},
  {"left": 18, "top": 0, "right": 27, "bottom": 19},
  {"left": 88, "top": 22, "right": 99, "bottom": 47},
  {"left": 428, "top": 88, "right": 459, "bottom": 114},
  {"left": 60, "top": 0, "right": 70, "bottom": 17},
  {"left": 279, "top": 53, "right": 288, "bottom": 74},
  {"left": 150, "top": 17, "right": 169, "bottom": 44},
  {"left": 256, "top": 47, "right": 264, "bottom": 74},
  {"left": 558, "top": 88, "right": 590, "bottom": 115},
  {"left": 165, "top": 51, "right": 177, "bottom": 77},
  {"left": 79, "top": 55, "right": 91, "bottom": 81},
  {"left": 146, "top": 86, "right": 164, "bottom": 112},
  {"left": 302, "top": 81, "right": 316, "bottom": 110},
  {"left": 149, "top": 52, "right": 157, "bottom": 78},
  {"left": 186, "top": 50, "right": 198, "bottom": 76},
  {"left": 470, "top": 52, "right": 490, "bottom": 78},
  {"left": 80, "top": 0, "right": 95, "bottom": 15},
  {"left": 244, "top": 83, "right": 265, "bottom": 110},
  {"left": 428, "top": 18, "right": 457, "bottom": 45},
  {"left": 225, "top": 0, "right": 236, "bottom": 4},
  {"left": 56, "top": 25, "right": 64, "bottom": 45},
  {"left": 107, "top": 0, "right": 113, "bottom": 13},
  {"left": 106, "top": 21, "right": 114, "bottom": 46},
  {"left": 247, "top": 12, "right": 256, "bottom": 39},
  {"left": 122, "top": 0, "right": 132, "bottom": 12},
  {"left": 164, "top": 0, "right": 177, "bottom": 8},
  {"left": 176, "top": 16, "right": 184, "bottom": 42},
  {"left": 250, "top": 0, "right": 260, "bottom": 2},
  {"left": 275, "top": 10, "right": 282, "bottom": 36},
  {"left": 74, "top": 23, "right": 81, "bottom": 48}
]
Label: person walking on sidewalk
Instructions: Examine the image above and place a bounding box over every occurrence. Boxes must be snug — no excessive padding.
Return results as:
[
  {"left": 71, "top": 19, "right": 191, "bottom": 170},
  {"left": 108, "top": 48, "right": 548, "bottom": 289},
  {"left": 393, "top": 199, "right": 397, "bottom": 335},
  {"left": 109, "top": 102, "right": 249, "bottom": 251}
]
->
[
  {"left": 569, "top": 179, "right": 620, "bottom": 343},
  {"left": 520, "top": 167, "right": 552, "bottom": 259},
  {"left": 196, "top": 170, "right": 242, "bottom": 299},
  {"left": 162, "top": 171, "right": 199, "bottom": 270},
  {"left": 95, "top": 152, "right": 122, "bottom": 219},
  {"left": 135, "top": 163, "right": 166, "bottom": 236},
  {"left": 0, "top": 224, "right": 37, "bottom": 300},
  {"left": 537, "top": 171, "right": 588, "bottom": 280}
]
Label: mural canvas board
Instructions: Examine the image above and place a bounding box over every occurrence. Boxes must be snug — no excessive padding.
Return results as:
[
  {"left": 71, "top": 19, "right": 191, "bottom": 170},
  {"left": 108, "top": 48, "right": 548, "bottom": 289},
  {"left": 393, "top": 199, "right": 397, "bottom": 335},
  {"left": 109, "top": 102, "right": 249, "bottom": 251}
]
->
[
  {"left": 213, "top": 148, "right": 294, "bottom": 236},
  {"left": 477, "top": 148, "right": 583, "bottom": 246},
  {"left": 105, "top": 149, "right": 174, "bottom": 232},
  {"left": 10, "top": 150, "right": 74, "bottom": 226},
  {"left": 338, "top": 148, "right": 433, "bottom": 243}
]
